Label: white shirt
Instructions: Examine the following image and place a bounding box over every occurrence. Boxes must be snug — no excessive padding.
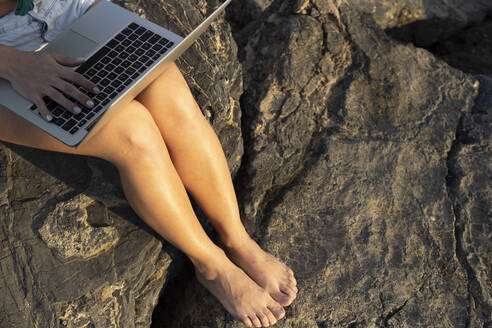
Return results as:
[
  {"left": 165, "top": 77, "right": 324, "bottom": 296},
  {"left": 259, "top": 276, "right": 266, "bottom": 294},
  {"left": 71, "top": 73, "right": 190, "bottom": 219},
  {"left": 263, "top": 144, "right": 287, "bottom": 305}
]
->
[{"left": 0, "top": 0, "right": 96, "bottom": 52}]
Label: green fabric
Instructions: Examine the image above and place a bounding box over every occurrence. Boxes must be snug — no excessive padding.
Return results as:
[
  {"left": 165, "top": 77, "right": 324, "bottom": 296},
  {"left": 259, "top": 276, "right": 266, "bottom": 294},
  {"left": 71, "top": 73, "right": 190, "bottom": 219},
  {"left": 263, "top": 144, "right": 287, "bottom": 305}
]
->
[{"left": 14, "top": 0, "right": 35, "bottom": 16}]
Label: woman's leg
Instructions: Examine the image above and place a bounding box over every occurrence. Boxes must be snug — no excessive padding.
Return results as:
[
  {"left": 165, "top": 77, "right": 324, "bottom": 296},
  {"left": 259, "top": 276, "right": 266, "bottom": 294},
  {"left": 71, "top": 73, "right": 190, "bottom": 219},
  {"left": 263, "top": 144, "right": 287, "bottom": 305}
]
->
[
  {"left": 0, "top": 100, "right": 284, "bottom": 327},
  {"left": 135, "top": 62, "right": 298, "bottom": 307}
]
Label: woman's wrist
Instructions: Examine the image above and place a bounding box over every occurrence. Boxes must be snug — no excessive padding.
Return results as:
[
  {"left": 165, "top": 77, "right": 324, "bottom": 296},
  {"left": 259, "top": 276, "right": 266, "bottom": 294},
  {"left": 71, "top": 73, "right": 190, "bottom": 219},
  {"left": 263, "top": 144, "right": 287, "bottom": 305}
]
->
[{"left": 0, "top": 44, "right": 20, "bottom": 81}]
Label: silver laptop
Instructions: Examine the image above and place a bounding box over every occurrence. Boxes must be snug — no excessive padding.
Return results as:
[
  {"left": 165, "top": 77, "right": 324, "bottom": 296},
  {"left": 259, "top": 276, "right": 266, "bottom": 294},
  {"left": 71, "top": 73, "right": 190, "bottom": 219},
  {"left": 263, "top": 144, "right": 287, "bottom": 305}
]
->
[{"left": 0, "top": 0, "right": 232, "bottom": 148}]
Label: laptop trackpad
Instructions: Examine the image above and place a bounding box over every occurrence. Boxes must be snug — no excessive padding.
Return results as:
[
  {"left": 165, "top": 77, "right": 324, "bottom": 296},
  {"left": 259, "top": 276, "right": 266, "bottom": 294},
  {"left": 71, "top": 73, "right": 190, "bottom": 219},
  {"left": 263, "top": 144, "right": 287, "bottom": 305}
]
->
[{"left": 42, "top": 29, "right": 99, "bottom": 60}]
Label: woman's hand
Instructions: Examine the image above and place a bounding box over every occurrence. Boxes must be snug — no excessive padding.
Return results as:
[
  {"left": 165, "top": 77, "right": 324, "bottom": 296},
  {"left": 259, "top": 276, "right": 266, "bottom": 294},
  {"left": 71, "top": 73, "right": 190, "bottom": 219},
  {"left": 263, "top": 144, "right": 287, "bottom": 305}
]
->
[{"left": 5, "top": 49, "right": 101, "bottom": 122}]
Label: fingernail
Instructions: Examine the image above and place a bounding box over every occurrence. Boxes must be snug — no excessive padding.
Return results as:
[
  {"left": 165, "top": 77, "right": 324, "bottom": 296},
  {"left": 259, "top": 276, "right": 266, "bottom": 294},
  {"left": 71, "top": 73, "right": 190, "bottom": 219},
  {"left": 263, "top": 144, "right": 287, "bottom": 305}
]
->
[
  {"left": 46, "top": 114, "right": 52, "bottom": 121},
  {"left": 92, "top": 87, "right": 101, "bottom": 94},
  {"left": 86, "top": 100, "right": 94, "bottom": 108},
  {"left": 76, "top": 57, "right": 86, "bottom": 61},
  {"left": 74, "top": 106, "right": 82, "bottom": 113}
]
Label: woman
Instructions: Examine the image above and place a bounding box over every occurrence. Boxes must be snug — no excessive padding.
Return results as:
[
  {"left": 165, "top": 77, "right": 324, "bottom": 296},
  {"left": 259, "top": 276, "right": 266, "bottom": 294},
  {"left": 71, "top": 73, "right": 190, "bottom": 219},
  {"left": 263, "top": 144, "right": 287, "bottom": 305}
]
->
[{"left": 0, "top": 0, "right": 297, "bottom": 326}]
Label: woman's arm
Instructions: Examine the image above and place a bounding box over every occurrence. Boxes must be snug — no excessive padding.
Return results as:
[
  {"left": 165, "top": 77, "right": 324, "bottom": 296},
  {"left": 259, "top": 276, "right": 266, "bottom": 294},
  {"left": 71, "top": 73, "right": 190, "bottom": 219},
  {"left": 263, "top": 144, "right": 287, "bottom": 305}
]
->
[
  {"left": 0, "top": 44, "right": 19, "bottom": 81},
  {"left": 0, "top": 44, "right": 100, "bottom": 121}
]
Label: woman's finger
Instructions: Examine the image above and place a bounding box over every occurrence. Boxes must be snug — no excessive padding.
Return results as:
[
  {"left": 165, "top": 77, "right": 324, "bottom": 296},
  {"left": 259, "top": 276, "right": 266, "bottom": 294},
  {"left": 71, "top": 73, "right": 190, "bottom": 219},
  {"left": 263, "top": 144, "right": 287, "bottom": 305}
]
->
[
  {"left": 61, "top": 67, "right": 100, "bottom": 95},
  {"left": 33, "top": 96, "right": 53, "bottom": 122},
  {"left": 44, "top": 84, "right": 82, "bottom": 115},
  {"left": 53, "top": 76, "right": 95, "bottom": 110}
]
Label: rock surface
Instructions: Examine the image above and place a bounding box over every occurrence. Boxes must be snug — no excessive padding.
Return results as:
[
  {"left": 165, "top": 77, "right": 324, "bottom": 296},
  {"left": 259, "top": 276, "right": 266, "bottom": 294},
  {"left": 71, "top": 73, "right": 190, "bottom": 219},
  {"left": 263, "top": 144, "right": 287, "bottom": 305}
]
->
[
  {"left": 429, "top": 17, "right": 492, "bottom": 76},
  {"left": 0, "top": 150, "right": 173, "bottom": 327},
  {"left": 0, "top": 0, "right": 491, "bottom": 328},
  {"left": 353, "top": 0, "right": 492, "bottom": 47},
  {"left": 226, "top": 0, "right": 492, "bottom": 47},
  {"left": 446, "top": 75, "right": 492, "bottom": 327}
]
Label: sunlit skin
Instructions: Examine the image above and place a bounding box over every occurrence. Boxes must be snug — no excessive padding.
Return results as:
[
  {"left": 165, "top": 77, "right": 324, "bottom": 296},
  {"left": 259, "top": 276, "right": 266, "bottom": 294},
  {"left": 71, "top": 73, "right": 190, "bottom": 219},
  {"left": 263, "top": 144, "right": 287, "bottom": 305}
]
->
[{"left": 0, "top": 1, "right": 297, "bottom": 326}]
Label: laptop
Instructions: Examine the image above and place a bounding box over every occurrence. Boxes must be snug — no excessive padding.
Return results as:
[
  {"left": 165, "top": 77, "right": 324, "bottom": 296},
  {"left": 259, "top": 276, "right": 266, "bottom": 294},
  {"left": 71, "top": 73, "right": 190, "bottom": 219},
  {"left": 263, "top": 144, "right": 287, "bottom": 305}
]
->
[{"left": 0, "top": 0, "right": 232, "bottom": 148}]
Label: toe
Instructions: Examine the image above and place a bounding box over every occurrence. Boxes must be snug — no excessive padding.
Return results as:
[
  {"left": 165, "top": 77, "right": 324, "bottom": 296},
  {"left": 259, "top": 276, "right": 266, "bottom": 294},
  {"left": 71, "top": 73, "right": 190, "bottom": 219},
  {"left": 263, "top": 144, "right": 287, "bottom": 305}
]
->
[
  {"left": 270, "top": 290, "right": 292, "bottom": 307},
  {"left": 288, "top": 273, "right": 297, "bottom": 286},
  {"left": 251, "top": 315, "right": 262, "bottom": 327},
  {"left": 283, "top": 276, "right": 297, "bottom": 291},
  {"left": 283, "top": 284, "right": 297, "bottom": 297},
  {"left": 258, "top": 312, "right": 270, "bottom": 327},
  {"left": 241, "top": 315, "right": 253, "bottom": 327},
  {"left": 268, "top": 303, "right": 285, "bottom": 320},
  {"left": 265, "top": 309, "right": 278, "bottom": 325},
  {"left": 279, "top": 286, "right": 297, "bottom": 305}
]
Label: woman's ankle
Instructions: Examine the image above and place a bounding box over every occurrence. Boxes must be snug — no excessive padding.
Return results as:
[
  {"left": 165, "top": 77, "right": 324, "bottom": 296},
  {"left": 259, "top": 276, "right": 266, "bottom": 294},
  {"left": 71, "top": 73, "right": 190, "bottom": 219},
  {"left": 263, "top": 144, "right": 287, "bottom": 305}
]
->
[
  {"left": 217, "top": 227, "right": 253, "bottom": 250},
  {"left": 189, "top": 246, "right": 229, "bottom": 279}
]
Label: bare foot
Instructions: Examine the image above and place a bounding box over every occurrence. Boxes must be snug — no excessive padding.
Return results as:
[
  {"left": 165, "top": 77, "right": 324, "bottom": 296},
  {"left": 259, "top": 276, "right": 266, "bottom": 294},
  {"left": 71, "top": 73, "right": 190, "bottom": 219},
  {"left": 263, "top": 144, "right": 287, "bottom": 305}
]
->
[
  {"left": 223, "top": 235, "right": 298, "bottom": 307},
  {"left": 194, "top": 249, "right": 286, "bottom": 327}
]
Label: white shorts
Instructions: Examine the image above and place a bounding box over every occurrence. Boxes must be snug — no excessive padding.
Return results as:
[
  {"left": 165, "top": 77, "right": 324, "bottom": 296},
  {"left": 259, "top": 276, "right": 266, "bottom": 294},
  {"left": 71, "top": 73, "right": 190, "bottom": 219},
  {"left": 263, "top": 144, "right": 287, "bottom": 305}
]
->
[{"left": 0, "top": 0, "right": 96, "bottom": 52}]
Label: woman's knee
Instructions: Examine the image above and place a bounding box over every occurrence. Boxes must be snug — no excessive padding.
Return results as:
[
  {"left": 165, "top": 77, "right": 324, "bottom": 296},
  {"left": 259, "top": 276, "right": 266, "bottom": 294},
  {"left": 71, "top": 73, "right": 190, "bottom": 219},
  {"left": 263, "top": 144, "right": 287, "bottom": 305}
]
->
[
  {"left": 136, "top": 61, "right": 207, "bottom": 127},
  {"left": 92, "top": 100, "right": 166, "bottom": 163},
  {"left": 164, "top": 64, "right": 205, "bottom": 123}
]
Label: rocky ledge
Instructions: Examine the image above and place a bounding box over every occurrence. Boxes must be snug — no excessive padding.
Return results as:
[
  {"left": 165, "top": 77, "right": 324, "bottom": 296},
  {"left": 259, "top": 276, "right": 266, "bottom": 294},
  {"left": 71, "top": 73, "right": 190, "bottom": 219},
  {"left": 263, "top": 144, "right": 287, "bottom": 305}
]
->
[{"left": 0, "top": 0, "right": 490, "bottom": 327}]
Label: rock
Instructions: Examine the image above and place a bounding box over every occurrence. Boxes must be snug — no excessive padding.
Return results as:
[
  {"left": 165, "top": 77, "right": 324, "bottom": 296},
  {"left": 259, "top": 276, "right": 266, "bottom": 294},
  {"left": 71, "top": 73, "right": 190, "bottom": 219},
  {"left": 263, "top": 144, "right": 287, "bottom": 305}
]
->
[
  {"left": 430, "top": 17, "right": 492, "bottom": 76},
  {"left": 234, "top": 1, "right": 352, "bottom": 226},
  {"left": 226, "top": 0, "right": 275, "bottom": 32},
  {"left": 0, "top": 150, "right": 173, "bottom": 327},
  {"left": 374, "top": 0, "right": 492, "bottom": 47},
  {"left": 352, "top": 0, "right": 491, "bottom": 29},
  {"left": 445, "top": 75, "right": 492, "bottom": 327},
  {"left": 157, "top": 0, "right": 490, "bottom": 326},
  {"left": 0, "top": 0, "right": 242, "bottom": 327},
  {"left": 226, "top": 0, "right": 492, "bottom": 48}
]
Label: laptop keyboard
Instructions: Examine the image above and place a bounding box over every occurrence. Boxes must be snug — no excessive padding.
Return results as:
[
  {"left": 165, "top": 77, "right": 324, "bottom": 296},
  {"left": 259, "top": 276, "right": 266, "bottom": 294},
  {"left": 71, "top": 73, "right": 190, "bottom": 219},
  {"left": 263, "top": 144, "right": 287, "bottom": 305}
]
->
[{"left": 29, "top": 22, "right": 175, "bottom": 135}]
